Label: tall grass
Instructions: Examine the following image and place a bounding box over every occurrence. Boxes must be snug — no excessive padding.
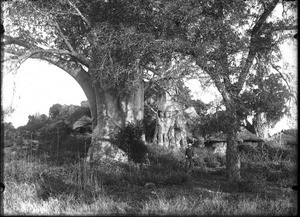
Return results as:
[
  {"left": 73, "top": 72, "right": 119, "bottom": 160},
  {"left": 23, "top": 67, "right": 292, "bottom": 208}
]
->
[
  {"left": 3, "top": 139, "right": 297, "bottom": 215},
  {"left": 141, "top": 190, "right": 296, "bottom": 215}
]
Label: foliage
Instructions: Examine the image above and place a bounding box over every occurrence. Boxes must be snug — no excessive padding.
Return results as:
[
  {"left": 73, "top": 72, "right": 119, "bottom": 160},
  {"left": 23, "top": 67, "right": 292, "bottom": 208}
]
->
[
  {"left": 18, "top": 113, "right": 50, "bottom": 131},
  {"left": 3, "top": 0, "right": 297, "bottom": 182},
  {"left": 193, "top": 147, "right": 226, "bottom": 168},
  {"left": 56, "top": 104, "right": 80, "bottom": 120},
  {"left": 3, "top": 122, "right": 16, "bottom": 140},
  {"left": 3, "top": 0, "right": 296, "bottom": 119},
  {"left": 113, "top": 122, "right": 148, "bottom": 163},
  {"left": 193, "top": 110, "right": 232, "bottom": 138},
  {"left": 282, "top": 128, "right": 297, "bottom": 137},
  {"left": 49, "top": 103, "right": 63, "bottom": 119},
  {"left": 38, "top": 133, "right": 91, "bottom": 164},
  {"left": 241, "top": 73, "right": 292, "bottom": 123}
]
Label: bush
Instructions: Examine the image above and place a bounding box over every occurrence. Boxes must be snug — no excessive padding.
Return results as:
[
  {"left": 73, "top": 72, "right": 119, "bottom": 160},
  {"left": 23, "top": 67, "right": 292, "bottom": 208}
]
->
[
  {"left": 194, "top": 148, "right": 225, "bottom": 168},
  {"left": 147, "top": 145, "right": 186, "bottom": 170},
  {"left": 113, "top": 122, "right": 148, "bottom": 163}
]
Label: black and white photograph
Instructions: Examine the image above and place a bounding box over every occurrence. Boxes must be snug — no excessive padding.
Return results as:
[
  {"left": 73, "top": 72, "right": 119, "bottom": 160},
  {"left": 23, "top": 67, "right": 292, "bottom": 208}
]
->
[{"left": 1, "top": 0, "right": 297, "bottom": 215}]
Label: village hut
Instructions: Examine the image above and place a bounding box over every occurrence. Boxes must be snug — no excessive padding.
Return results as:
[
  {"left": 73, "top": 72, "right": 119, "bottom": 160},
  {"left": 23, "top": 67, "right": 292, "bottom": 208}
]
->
[{"left": 204, "top": 127, "right": 264, "bottom": 156}]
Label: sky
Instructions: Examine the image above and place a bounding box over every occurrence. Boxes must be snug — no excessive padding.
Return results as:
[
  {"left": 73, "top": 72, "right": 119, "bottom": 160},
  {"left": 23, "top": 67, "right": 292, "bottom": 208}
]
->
[{"left": 2, "top": 59, "right": 87, "bottom": 127}]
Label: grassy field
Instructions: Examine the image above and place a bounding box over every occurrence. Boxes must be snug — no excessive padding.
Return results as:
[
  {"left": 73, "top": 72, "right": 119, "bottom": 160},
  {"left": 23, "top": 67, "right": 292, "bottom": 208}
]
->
[{"left": 3, "top": 140, "right": 298, "bottom": 215}]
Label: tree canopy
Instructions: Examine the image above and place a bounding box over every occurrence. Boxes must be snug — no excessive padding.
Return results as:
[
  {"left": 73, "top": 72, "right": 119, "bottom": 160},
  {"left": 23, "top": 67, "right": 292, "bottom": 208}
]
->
[{"left": 2, "top": 0, "right": 297, "bottom": 181}]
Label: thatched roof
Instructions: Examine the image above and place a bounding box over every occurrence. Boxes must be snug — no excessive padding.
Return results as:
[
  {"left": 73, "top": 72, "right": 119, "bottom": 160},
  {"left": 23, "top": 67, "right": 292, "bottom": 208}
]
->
[{"left": 205, "top": 127, "right": 264, "bottom": 143}]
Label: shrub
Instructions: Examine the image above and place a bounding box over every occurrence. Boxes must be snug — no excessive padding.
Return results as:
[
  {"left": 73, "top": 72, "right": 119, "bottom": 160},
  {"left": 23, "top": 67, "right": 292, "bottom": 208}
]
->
[
  {"left": 194, "top": 148, "right": 224, "bottom": 168},
  {"left": 113, "top": 122, "right": 148, "bottom": 163},
  {"left": 147, "top": 145, "right": 185, "bottom": 170}
]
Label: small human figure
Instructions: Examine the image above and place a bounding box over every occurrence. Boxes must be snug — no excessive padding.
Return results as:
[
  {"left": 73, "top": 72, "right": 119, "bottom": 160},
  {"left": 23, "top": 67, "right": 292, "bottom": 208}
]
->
[
  {"left": 185, "top": 143, "right": 194, "bottom": 171},
  {"left": 143, "top": 153, "right": 150, "bottom": 166}
]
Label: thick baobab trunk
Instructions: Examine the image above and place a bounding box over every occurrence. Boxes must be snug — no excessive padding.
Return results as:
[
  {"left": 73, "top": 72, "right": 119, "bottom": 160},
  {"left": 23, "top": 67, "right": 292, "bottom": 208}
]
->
[
  {"left": 253, "top": 112, "right": 270, "bottom": 140},
  {"left": 87, "top": 82, "right": 144, "bottom": 162},
  {"left": 153, "top": 91, "right": 187, "bottom": 148}
]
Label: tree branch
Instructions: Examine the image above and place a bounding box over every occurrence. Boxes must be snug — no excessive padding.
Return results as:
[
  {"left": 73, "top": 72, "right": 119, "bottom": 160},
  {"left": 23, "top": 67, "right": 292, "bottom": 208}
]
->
[
  {"left": 3, "top": 35, "right": 90, "bottom": 67},
  {"left": 54, "top": 21, "right": 76, "bottom": 53},
  {"left": 236, "top": 0, "right": 280, "bottom": 94},
  {"left": 269, "top": 25, "right": 298, "bottom": 32},
  {"left": 271, "top": 63, "right": 293, "bottom": 95},
  {"left": 145, "top": 103, "right": 158, "bottom": 115},
  {"left": 67, "top": 0, "right": 92, "bottom": 29},
  {"left": 3, "top": 35, "right": 39, "bottom": 49}
]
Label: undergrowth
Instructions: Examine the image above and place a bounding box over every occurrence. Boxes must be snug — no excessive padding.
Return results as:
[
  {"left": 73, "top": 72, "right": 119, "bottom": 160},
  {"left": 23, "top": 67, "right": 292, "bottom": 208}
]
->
[{"left": 3, "top": 138, "right": 297, "bottom": 215}]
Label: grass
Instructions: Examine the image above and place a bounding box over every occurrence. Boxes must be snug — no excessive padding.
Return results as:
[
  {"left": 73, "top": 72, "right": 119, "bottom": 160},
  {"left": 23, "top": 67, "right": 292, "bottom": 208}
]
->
[{"left": 3, "top": 138, "right": 298, "bottom": 215}]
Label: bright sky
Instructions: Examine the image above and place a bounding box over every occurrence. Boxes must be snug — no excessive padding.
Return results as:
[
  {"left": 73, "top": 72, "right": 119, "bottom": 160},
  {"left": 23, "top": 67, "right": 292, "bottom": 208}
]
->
[{"left": 2, "top": 59, "right": 87, "bottom": 127}]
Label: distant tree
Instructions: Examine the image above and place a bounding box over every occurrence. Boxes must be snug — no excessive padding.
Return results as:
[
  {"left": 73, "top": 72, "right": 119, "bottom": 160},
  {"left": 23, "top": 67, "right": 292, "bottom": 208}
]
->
[
  {"left": 241, "top": 73, "right": 292, "bottom": 138},
  {"left": 49, "top": 103, "right": 63, "bottom": 119},
  {"left": 25, "top": 113, "right": 49, "bottom": 131},
  {"left": 4, "top": 122, "right": 16, "bottom": 140}
]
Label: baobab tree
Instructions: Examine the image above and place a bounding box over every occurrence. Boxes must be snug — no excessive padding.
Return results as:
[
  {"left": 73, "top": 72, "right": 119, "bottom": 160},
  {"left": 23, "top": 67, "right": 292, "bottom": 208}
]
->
[
  {"left": 3, "top": 0, "right": 158, "bottom": 161},
  {"left": 2, "top": 0, "right": 296, "bottom": 182}
]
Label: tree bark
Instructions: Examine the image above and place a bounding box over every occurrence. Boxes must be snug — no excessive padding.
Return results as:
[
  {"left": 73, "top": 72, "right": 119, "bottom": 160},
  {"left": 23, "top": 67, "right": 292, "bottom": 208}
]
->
[
  {"left": 253, "top": 112, "right": 270, "bottom": 140},
  {"left": 87, "top": 81, "right": 145, "bottom": 163},
  {"left": 34, "top": 53, "right": 144, "bottom": 163},
  {"left": 226, "top": 126, "right": 241, "bottom": 182},
  {"left": 153, "top": 91, "right": 187, "bottom": 148},
  {"left": 213, "top": 75, "right": 241, "bottom": 182}
]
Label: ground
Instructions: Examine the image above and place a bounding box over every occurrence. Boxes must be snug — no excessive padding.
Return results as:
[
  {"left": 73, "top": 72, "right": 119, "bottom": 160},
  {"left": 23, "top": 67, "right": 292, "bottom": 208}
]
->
[{"left": 3, "top": 139, "right": 297, "bottom": 215}]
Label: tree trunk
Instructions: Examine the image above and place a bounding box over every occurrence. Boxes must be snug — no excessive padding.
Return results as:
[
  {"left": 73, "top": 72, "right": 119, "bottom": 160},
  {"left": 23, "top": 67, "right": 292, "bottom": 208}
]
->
[
  {"left": 226, "top": 128, "right": 241, "bottom": 182},
  {"left": 33, "top": 51, "right": 144, "bottom": 162},
  {"left": 87, "top": 82, "right": 144, "bottom": 163},
  {"left": 253, "top": 112, "right": 271, "bottom": 140},
  {"left": 222, "top": 92, "right": 241, "bottom": 183},
  {"left": 153, "top": 91, "right": 186, "bottom": 148}
]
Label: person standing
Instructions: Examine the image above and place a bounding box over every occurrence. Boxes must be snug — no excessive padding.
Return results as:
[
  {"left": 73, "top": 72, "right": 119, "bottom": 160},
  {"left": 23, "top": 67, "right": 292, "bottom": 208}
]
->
[{"left": 185, "top": 143, "right": 194, "bottom": 171}]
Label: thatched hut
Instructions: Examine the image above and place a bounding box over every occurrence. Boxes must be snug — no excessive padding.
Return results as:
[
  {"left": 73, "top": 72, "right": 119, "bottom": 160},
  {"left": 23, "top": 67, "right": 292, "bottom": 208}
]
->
[{"left": 204, "top": 127, "right": 264, "bottom": 156}]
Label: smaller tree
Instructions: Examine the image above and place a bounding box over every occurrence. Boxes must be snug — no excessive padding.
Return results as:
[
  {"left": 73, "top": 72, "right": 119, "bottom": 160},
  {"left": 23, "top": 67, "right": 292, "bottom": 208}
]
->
[
  {"left": 49, "top": 103, "right": 63, "bottom": 119},
  {"left": 4, "top": 122, "right": 16, "bottom": 140},
  {"left": 25, "top": 113, "right": 49, "bottom": 131},
  {"left": 240, "top": 73, "right": 292, "bottom": 138}
]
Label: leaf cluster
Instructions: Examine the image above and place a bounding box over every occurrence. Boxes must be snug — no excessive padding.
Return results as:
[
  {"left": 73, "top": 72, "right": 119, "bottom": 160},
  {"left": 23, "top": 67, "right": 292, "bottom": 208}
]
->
[
  {"left": 194, "top": 110, "right": 233, "bottom": 138},
  {"left": 241, "top": 73, "right": 292, "bottom": 123},
  {"left": 113, "top": 122, "right": 148, "bottom": 163}
]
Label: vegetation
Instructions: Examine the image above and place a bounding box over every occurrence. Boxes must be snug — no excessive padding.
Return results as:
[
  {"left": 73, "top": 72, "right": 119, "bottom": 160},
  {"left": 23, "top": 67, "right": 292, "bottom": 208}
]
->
[
  {"left": 3, "top": 0, "right": 296, "bottom": 182},
  {"left": 113, "top": 122, "right": 148, "bottom": 163},
  {"left": 3, "top": 133, "right": 297, "bottom": 215}
]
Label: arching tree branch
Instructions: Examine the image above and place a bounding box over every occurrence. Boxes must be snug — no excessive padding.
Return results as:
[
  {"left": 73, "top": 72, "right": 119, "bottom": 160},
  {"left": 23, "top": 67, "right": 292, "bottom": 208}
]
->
[
  {"left": 3, "top": 35, "right": 90, "bottom": 67},
  {"left": 236, "top": 0, "right": 280, "bottom": 94}
]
